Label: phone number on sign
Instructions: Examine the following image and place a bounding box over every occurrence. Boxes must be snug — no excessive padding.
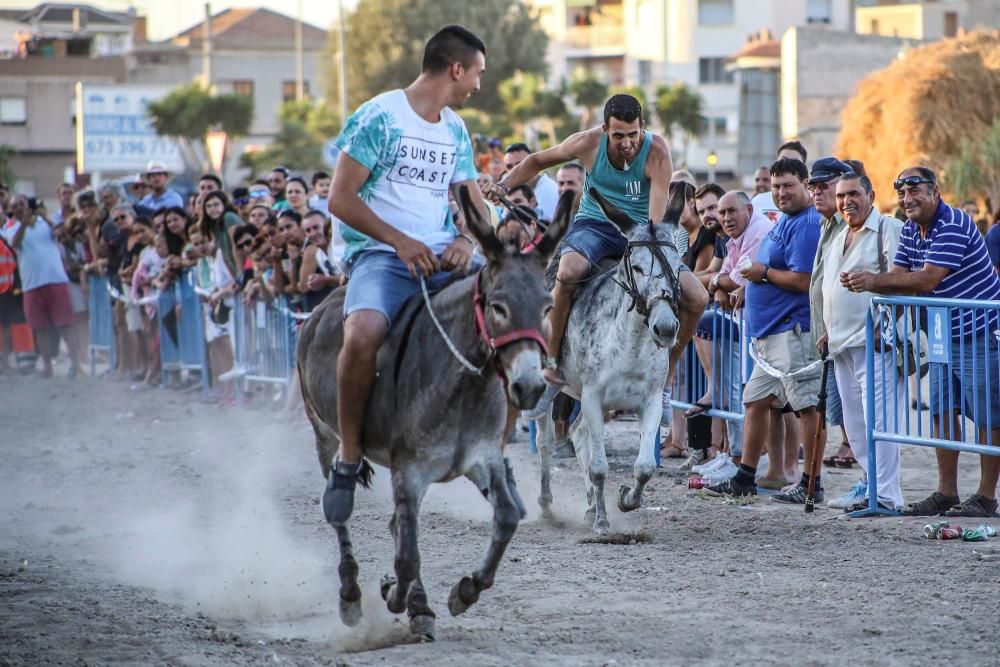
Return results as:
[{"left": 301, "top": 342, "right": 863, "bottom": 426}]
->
[{"left": 85, "top": 138, "right": 177, "bottom": 157}]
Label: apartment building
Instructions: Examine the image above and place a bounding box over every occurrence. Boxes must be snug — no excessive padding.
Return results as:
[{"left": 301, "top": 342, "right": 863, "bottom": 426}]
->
[
  {"left": 856, "top": 0, "right": 1000, "bottom": 40},
  {"left": 528, "top": 0, "right": 854, "bottom": 181}
]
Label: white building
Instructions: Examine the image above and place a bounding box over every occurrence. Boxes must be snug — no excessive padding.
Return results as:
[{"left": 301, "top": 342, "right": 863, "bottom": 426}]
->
[
  {"left": 528, "top": 0, "right": 854, "bottom": 181},
  {"left": 856, "top": 0, "right": 1000, "bottom": 40}
]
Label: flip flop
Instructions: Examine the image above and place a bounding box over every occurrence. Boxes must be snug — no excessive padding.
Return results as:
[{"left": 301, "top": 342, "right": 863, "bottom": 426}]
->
[
  {"left": 684, "top": 401, "right": 712, "bottom": 417},
  {"left": 823, "top": 455, "right": 840, "bottom": 468},
  {"left": 835, "top": 456, "right": 857, "bottom": 469}
]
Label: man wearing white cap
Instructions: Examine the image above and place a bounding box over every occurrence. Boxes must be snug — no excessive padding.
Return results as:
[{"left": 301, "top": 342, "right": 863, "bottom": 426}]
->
[{"left": 139, "top": 161, "right": 184, "bottom": 211}]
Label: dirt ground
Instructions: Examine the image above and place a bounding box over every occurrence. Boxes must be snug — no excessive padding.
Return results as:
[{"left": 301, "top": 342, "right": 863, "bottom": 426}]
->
[{"left": 2, "top": 363, "right": 1000, "bottom": 667}]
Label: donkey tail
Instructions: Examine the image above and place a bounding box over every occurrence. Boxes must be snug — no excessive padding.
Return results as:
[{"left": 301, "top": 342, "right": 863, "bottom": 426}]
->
[{"left": 358, "top": 459, "right": 375, "bottom": 489}]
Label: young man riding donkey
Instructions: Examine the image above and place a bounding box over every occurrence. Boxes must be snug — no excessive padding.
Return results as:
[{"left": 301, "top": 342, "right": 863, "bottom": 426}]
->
[
  {"left": 490, "top": 95, "right": 710, "bottom": 532},
  {"left": 300, "top": 25, "right": 571, "bottom": 639}
]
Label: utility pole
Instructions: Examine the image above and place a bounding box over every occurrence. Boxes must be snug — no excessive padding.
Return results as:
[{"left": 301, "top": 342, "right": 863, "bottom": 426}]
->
[
  {"left": 295, "top": 0, "right": 304, "bottom": 101},
  {"left": 202, "top": 2, "right": 213, "bottom": 89},
  {"left": 337, "top": 0, "right": 348, "bottom": 120}
]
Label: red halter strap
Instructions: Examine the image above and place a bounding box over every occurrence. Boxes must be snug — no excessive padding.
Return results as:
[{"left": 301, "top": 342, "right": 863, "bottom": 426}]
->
[{"left": 472, "top": 274, "right": 550, "bottom": 363}]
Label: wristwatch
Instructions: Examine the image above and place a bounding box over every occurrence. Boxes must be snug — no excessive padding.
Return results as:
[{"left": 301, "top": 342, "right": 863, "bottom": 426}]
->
[
  {"left": 761, "top": 266, "right": 770, "bottom": 283},
  {"left": 709, "top": 273, "right": 721, "bottom": 291}
]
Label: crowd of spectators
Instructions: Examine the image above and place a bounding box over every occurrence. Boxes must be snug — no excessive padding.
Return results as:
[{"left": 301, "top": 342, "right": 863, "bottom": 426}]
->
[{"left": 2, "top": 135, "right": 999, "bottom": 518}]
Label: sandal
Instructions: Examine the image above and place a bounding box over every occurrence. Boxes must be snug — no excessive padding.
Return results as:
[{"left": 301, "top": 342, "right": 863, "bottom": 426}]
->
[
  {"left": 903, "top": 492, "right": 961, "bottom": 516},
  {"left": 685, "top": 401, "right": 712, "bottom": 417},
  {"left": 944, "top": 494, "right": 999, "bottom": 518},
  {"left": 835, "top": 456, "right": 857, "bottom": 469},
  {"left": 823, "top": 455, "right": 840, "bottom": 468}
]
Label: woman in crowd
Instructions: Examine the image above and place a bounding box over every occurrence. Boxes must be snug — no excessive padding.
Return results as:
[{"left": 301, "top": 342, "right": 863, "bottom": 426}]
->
[
  {"left": 283, "top": 177, "right": 312, "bottom": 220},
  {"left": 118, "top": 216, "right": 153, "bottom": 381},
  {"left": 190, "top": 226, "right": 236, "bottom": 403},
  {"left": 199, "top": 190, "right": 241, "bottom": 283},
  {"left": 248, "top": 204, "right": 272, "bottom": 230}
]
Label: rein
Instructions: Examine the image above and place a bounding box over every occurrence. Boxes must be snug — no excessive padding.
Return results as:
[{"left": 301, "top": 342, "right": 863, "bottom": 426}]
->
[{"left": 419, "top": 273, "right": 549, "bottom": 386}]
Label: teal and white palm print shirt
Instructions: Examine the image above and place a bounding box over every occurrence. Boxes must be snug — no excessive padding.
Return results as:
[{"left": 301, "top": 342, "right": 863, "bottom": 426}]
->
[{"left": 334, "top": 89, "right": 478, "bottom": 263}]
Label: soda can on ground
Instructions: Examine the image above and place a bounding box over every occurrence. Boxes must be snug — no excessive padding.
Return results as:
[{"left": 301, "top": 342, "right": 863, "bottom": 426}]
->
[
  {"left": 938, "top": 526, "right": 963, "bottom": 540},
  {"left": 688, "top": 477, "right": 708, "bottom": 489},
  {"left": 961, "top": 525, "right": 997, "bottom": 542},
  {"left": 924, "top": 522, "right": 950, "bottom": 539}
]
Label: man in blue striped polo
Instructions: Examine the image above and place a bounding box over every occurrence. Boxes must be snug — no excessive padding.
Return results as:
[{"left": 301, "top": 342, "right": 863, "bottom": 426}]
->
[{"left": 842, "top": 166, "right": 1000, "bottom": 518}]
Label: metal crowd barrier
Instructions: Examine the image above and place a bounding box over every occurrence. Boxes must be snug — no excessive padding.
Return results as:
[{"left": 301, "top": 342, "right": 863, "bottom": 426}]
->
[
  {"left": 231, "top": 297, "right": 300, "bottom": 403},
  {"left": 157, "top": 269, "right": 210, "bottom": 393},
  {"left": 86, "top": 274, "right": 115, "bottom": 376},
  {"left": 852, "top": 295, "right": 1000, "bottom": 518}
]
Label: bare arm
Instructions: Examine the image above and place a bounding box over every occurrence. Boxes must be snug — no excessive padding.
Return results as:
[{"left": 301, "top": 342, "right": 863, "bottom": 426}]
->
[
  {"left": 298, "top": 245, "right": 319, "bottom": 293},
  {"left": 764, "top": 268, "right": 811, "bottom": 293},
  {"left": 644, "top": 135, "right": 674, "bottom": 225},
  {"left": 844, "top": 263, "right": 949, "bottom": 295},
  {"left": 11, "top": 220, "right": 30, "bottom": 248},
  {"left": 500, "top": 130, "right": 599, "bottom": 192}
]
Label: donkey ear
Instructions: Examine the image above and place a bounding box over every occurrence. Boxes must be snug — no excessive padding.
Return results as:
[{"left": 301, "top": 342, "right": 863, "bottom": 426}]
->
[
  {"left": 661, "top": 182, "right": 688, "bottom": 226},
  {"left": 532, "top": 190, "right": 573, "bottom": 262},
  {"left": 458, "top": 184, "right": 504, "bottom": 263},
  {"left": 589, "top": 186, "right": 636, "bottom": 235}
]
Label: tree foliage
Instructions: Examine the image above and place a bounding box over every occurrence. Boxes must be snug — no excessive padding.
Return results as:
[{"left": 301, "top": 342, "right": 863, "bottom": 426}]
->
[
  {"left": 328, "top": 0, "right": 548, "bottom": 116},
  {"left": 146, "top": 83, "right": 254, "bottom": 176},
  {"left": 568, "top": 72, "right": 608, "bottom": 129},
  {"left": 498, "top": 71, "right": 566, "bottom": 144},
  {"left": 240, "top": 101, "right": 342, "bottom": 176},
  {"left": 654, "top": 83, "right": 704, "bottom": 167}
]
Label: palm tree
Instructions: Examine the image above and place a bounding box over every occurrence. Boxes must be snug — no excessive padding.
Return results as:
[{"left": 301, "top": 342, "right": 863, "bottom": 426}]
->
[{"left": 654, "top": 83, "right": 704, "bottom": 167}]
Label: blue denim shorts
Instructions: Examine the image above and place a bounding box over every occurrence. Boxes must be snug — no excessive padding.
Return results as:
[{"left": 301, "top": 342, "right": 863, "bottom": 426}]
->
[
  {"left": 343, "top": 250, "right": 482, "bottom": 325},
  {"left": 929, "top": 339, "right": 1000, "bottom": 429},
  {"left": 560, "top": 217, "right": 628, "bottom": 266}
]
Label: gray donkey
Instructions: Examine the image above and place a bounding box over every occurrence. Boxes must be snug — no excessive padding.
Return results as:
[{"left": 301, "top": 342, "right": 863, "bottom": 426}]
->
[
  {"left": 297, "top": 186, "right": 571, "bottom": 640},
  {"left": 535, "top": 186, "right": 685, "bottom": 534}
]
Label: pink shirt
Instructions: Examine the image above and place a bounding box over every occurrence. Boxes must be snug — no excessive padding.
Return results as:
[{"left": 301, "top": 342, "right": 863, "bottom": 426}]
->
[{"left": 721, "top": 213, "right": 772, "bottom": 287}]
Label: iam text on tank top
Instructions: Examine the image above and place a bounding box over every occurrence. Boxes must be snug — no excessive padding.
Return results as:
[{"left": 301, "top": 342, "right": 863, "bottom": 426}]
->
[{"left": 575, "top": 131, "right": 653, "bottom": 227}]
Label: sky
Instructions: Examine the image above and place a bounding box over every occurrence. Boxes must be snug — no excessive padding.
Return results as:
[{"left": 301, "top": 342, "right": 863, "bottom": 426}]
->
[{"left": 4, "top": 0, "right": 354, "bottom": 39}]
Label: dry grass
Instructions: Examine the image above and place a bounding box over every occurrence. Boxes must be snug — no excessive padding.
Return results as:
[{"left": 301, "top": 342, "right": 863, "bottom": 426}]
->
[{"left": 836, "top": 30, "right": 1000, "bottom": 210}]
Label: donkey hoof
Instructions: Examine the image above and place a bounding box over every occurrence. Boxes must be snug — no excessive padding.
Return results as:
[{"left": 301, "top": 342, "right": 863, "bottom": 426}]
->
[
  {"left": 584, "top": 508, "right": 596, "bottom": 525},
  {"left": 339, "top": 597, "right": 362, "bottom": 627},
  {"left": 538, "top": 492, "right": 553, "bottom": 508},
  {"left": 593, "top": 518, "right": 610, "bottom": 535},
  {"left": 617, "top": 484, "right": 640, "bottom": 512},
  {"left": 448, "top": 575, "right": 479, "bottom": 617},
  {"left": 409, "top": 613, "right": 436, "bottom": 642}
]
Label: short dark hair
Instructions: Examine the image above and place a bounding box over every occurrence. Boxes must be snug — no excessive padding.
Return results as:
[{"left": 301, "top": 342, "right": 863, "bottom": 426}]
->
[
  {"left": 286, "top": 176, "right": 308, "bottom": 192},
  {"left": 770, "top": 157, "right": 809, "bottom": 181},
  {"left": 777, "top": 140, "right": 808, "bottom": 163},
  {"left": 270, "top": 166, "right": 289, "bottom": 177},
  {"left": 505, "top": 142, "right": 531, "bottom": 155},
  {"left": 604, "top": 94, "right": 642, "bottom": 125},
  {"left": 199, "top": 174, "right": 223, "bottom": 189},
  {"left": 509, "top": 183, "right": 536, "bottom": 201},
  {"left": 253, "top": 179, "right": 270, "bottom": 188},
  {"left": 840, "top": 171, "right": 873, "bottom": 194},
  {"left": 311, "top": 171, "right": 331, "bottom": 185},
  {"left": 422, "top": 25, "right": 486, "bottom": 74},
  {"left": 558, "top": 162, "right": 585, "bottom": 175},
  {"left": 277, "top": 209, "right": 302, "bottom": 225},
  {"left": 668, "top": 180, "right": 696, "bottom": 202},
  {"left": 904, "top": 166, "right": 938, "bottom": 184},
  {"left": 231, "top": 186, "right": 249, "bottom": 201},
  {"left": 695, "top": 183, "right": 726, "bottom": 201},
  {"left": 843, "top": 159, "right": 867, "bottom": 178},
  {"left": 303, "top": 209, "right": 327, "bottom": 222},
  {"left": 133, "top": 216, "right": 153, "bottom": 229},
  {"left": 233, "top": 224, "right": 259, "bottom": 246}
]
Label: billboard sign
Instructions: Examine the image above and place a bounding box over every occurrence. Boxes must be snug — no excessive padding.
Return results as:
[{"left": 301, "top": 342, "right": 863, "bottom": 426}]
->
[{"left": 75, "top": 83, "right": 184, "bottom": 173}]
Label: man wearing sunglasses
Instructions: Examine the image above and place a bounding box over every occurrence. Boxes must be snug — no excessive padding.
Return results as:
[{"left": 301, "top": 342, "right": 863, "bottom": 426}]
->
[{"left": 843, "top": 166, "right": 1000, "bottom": 518}]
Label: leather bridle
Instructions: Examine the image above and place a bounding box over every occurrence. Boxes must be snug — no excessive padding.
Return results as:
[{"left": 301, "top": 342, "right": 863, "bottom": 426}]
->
[
  {"left": 472, "top": 272, "right": 549, "bottom": 387},
  {"left": 612, "top": 239, "right": 681, "bottom": 325}
]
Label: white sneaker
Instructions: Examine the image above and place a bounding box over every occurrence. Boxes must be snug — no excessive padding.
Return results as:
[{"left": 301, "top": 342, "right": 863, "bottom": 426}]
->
[
  {"left": 219, "top": 364, "right": 248, "bottom": 382},
  {"left": 692, "top": 452, "right": 728, "bottom": 475},
  {"left": 660, "top": 391, "right": 673, "bottom": 428},
  {"left": 827, "top": 479, "right": 868, "bottom": 509},
  {"left": 674, "top": 448, "right": 709, "bottom": 473},
  {"left": 705, "top": 457, "right": 738, "bottom": 484}
]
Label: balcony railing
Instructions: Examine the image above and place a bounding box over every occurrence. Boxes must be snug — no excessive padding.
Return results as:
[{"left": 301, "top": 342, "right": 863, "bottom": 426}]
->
[{"left": 565, "top": 25, "right": 625, "bottom": 50}]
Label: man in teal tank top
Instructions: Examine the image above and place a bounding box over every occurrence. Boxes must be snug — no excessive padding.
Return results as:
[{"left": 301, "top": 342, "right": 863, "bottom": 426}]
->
[{"left": 493, "top": 94, "right": 709, "bottom": 394}]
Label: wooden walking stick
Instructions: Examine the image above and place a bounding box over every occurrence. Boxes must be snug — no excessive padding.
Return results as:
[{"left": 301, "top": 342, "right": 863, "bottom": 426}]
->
[{"left": 805, "top": 349, "right": 831, "bottom": 513}]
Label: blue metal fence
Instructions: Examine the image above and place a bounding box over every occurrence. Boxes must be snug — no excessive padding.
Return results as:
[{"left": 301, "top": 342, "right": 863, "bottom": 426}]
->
[
  {"left": 231, "top": 297, "right": 300, "bottom": 402},
  {"left": 852, "top": 295, "right": 1000, "bottom": 518},
  {"left": 157, "top": 270, "right": 209, "bottom": 393},
  {"left": 86, "top": 274, "right": 115, "bottom": 376}
]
